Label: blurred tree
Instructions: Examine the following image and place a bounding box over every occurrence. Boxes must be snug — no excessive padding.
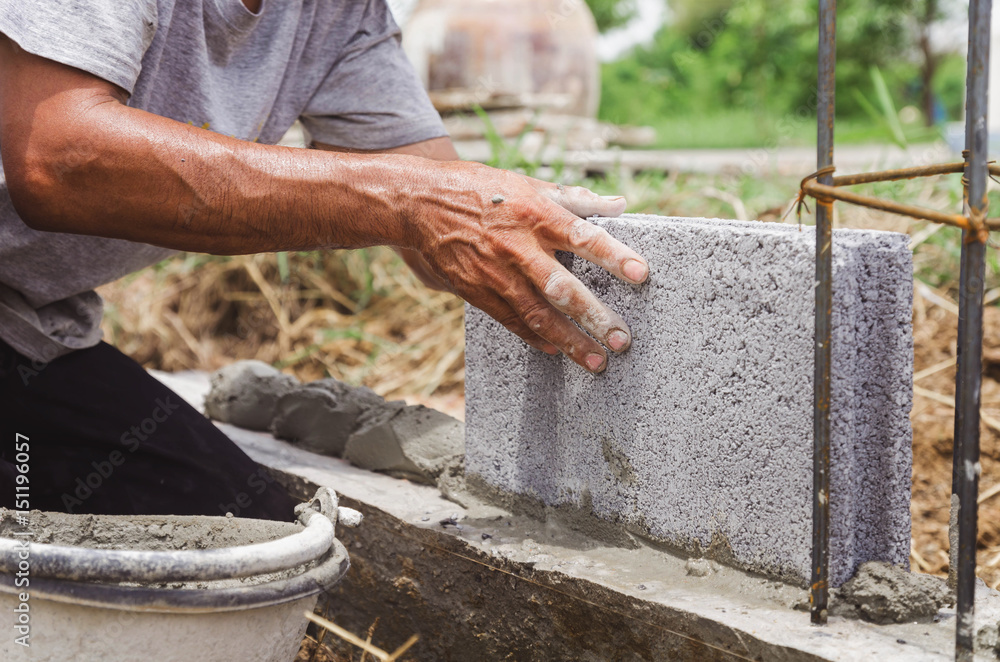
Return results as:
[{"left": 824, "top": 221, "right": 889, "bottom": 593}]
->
[
  {"left": 599, "top": 0, "right": 966, "bottom": 129},
  {"left": 928, "top": 0, "right": 978, "bottom": 122},
  {"left": 585, "top": 0, "right": 638, "bottom": 33},
  {"left": 916, "top": 0, "right": 942, "bottom": 126}
]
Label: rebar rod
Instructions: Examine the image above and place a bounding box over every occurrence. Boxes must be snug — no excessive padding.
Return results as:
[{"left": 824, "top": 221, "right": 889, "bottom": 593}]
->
[
  {"left": 829, "top": 161, "right": 1000, "bottom": 186},
  {"left": 797, "top": 164, "right": 1000, "bottom": 229},
  {"left": 955, "top": 1, "right": 990, "bottom": 659},
  {"left": 810, "top": 0, "right": 835, "bottom": 627},
  {"left": 825, "top": 162, "right": 1000, "bottom": 187},
  {"left": 801, "top": 181, "right": 973, "bottom": 230}
]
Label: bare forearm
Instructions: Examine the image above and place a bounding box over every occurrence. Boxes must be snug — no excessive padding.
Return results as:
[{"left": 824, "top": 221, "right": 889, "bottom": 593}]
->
[{"left": 8, "top": 102, "right": 452, "bottom": 255}]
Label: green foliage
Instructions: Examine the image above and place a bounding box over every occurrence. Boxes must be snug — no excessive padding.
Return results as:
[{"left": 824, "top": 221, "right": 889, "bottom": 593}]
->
[
  {"left": 474, "top": 106, "right": 545, "bottom": 176},
  {"left": 598, "top": 0, "right": 964, "bottom": 140},
  {"left": 275, "top": 251, "right": 290, "bottom": 283},
  {"left": 933, "top": 53, "right": 969, "bottom": 121},
  {"left": 853, "top": 67, "right": 908, "bottom": 149},
  {"left": 584, "top": 0, "right": 638, "bottom": 33}
]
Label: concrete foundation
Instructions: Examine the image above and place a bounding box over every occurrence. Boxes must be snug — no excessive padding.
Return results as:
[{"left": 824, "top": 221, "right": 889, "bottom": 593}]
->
[
  {"left": 215, "top": 422, "right": 1000, "bottom": 662},
  {"left": 152, "top": 373, "right": 1000, "bottom": 661},
  {"left": 465, "top": 215, "right": 914, "bottom": 586}
]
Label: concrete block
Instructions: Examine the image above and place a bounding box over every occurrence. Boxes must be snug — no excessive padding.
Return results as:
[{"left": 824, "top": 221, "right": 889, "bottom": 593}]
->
[{"left": 465, "top": 214, "right": 913, "bottom": 586}]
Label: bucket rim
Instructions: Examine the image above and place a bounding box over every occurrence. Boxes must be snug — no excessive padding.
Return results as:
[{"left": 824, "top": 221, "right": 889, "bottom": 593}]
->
[
  {"left": 0, "top": 538, "right": 349, "bottom": 613},
  {"left": 0, "top": 506, "right": 335, "bottom": 584}
]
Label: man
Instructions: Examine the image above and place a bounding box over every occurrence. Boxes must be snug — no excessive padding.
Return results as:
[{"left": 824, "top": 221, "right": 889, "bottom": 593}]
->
[{"left": 0, "top": 0, "right": 648, "bottom": 520}]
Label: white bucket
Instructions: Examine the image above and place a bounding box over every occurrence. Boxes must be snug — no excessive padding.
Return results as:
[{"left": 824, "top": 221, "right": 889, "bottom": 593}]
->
[{"left": 0, "top": 488, "right": 356, "bottom": 662}]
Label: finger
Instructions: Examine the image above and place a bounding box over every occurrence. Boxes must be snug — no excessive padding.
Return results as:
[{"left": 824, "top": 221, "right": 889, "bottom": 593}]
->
[
  {"left": 526, "top": 260, "right": 632, "bottom": 353},
  {"left": 523, "top": 176, "right": 627, "bottom": 218},
  {"left": 542, "top": 213, "right": 649, "bottom": 285},
  {"left": 471, "top": 292, "right": 560, "bottom": 356},
  {"left": 502, "top": 279, "right": 610, "bottom": 373}
]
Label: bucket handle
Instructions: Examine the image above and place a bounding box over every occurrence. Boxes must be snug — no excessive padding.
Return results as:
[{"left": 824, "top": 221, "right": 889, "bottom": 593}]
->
[{"left": 0, "top": 488, "right": 360, "bottom": 584}]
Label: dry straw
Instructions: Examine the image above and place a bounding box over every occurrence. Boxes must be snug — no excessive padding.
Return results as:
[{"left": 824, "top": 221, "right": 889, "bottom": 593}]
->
[
  {"left": 304, "top": 611, "right": 419, "bottom": 662},
  {"left": 98, "top": 249, "right": 465, "bottom": 402}
]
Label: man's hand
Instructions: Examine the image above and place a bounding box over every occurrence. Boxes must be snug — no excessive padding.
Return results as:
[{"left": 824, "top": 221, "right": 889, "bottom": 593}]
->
[
  {"left": 394, "top": 246, "right": 453, "bottom": 292},
  {"left": 392, "top": 171, "right": 646, "bottom": 373},
  {"left": 0, "top": 37, "right": 647, "bottom": 373},
  {"left": 314, "top": 141, "right": 647, "bottom": 372},
  {"left": 406, "top": 167, "right": 644, "bottom": 372}
]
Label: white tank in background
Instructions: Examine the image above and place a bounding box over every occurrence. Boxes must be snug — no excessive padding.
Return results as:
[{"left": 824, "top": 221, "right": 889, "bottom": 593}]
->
[{"left": 401, "top": 0, "right": 601, "bottom": 118}]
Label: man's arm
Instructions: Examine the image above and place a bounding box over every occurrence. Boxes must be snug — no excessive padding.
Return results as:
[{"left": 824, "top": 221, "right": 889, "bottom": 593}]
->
[{"left": 0, "top": 38, "right": 648, "bottom": 373}]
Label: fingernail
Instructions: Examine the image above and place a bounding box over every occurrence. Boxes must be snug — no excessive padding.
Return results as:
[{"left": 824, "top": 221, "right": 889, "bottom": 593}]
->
[
  {"left": 585, "top": 352, "right": 605, "bottom": 372},
  {"left": 602, "top": 196, "right": 625, "bottom": 202},
  {"left": 543, "top": 343, "right": 559, "bottom": 355},
  {"left": 623, "top": 259, "right": 648, "bottom": 283},
  {"left": 607, "top": 329, "right": 630, "bottom": 352}
]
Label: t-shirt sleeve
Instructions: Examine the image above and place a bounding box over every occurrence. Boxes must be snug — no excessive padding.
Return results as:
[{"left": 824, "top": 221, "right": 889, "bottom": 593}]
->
[
  {"left": 0, "top": 0, "right": 157, "bottom": 94},
  {"left": 300, "top": 1, "right": 447, "bottom": 150}
]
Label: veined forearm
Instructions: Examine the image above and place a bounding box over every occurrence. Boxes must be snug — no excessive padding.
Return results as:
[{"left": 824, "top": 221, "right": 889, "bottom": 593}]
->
[{"left": 10, "top": 101, "right": 439, "bottom": 255}]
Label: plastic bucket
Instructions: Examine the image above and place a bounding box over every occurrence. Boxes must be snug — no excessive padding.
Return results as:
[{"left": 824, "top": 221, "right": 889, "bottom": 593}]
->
[{"left": 0, "top": 488, "right": 354, "bottom": 662}]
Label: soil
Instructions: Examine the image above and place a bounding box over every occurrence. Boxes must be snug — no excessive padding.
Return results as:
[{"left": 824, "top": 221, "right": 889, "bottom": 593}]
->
[{"left": 911, "top": 300, "right": 1000, "bottom": 589}]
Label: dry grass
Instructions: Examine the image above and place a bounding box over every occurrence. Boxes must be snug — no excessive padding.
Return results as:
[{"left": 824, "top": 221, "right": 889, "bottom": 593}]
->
[
  {"left": 296, "top": 602, "right": 417, "bottom": 662},
  {"left": 908, "top": 296, "right": 1000, "bottom": 590},
  {"left": 98, "top": 249, "right": 466, "bottom": 417},
  {"left": 297, "top": 636, "right": 352, "bottom": 662}
]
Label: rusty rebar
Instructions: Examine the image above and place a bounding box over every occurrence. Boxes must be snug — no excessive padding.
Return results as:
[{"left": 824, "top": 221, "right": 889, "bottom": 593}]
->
[
  {"left": 830, "top": 162, "right": 976, "bottom": 186},
  {"left": 798, "top": 3, "right": 992, "bottom": 656},
  {"left": 810, "top": 0, "right": 835, "bottom": 628},
  {"left": 801, "top": 181, "right": 974, "bottom": 230},
  {"left": 796, "top": 164, "right": 1000, "bottom": 229},
  {"left": 955, "top": 1, "right": 990, "bottom": 659}
]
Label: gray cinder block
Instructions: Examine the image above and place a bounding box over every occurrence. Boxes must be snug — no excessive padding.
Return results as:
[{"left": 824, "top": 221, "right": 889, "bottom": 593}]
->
[{"left": 465, "top": 215, "right": 913, "bottom": 586}]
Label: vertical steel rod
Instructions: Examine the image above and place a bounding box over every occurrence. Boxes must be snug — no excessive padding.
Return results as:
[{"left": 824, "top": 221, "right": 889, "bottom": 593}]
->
[
  {"left": 950, "top": 240, "right": 967, "bottom": 592},
  {"left": 956, "top": 2, "right": 990, "bottom": 659},
  {"left": 811, "top": 0, "right": 836, "bottom": 627}
]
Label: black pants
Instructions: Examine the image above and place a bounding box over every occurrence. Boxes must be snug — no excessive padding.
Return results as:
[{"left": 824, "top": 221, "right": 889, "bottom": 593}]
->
[{"left": 0, "top": 339, "right": 298, "bottom": 520}]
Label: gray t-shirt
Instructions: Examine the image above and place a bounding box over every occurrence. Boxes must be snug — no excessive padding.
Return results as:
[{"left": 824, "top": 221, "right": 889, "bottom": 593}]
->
[{"left": 0, "top": 0, "right": 446, "bottom": 363}]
